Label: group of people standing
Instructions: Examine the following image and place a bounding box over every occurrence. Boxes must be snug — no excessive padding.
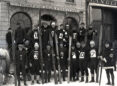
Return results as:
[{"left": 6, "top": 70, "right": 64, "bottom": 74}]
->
[{"left": 5, "top": 21, "right": 116, "bottom": 86}]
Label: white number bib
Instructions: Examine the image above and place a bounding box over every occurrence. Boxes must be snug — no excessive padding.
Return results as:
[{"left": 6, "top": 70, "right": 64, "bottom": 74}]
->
[
  {"left": 59, "top": 33, "right": 63, "bottom": 39},
  {"left": 79, "top": 52, "right": 85, "bottom": 59},
  {"left": 72, "top": 53, "right": 76, "bottom": 59},
  {"left": 90, "top": 49, "right": 96, "bottom": 58},
  {"left": 34, "top": 32, "right": 38, "bottom": 39},
  {"left": 34, "top": 54, "right": 38, "bottom": 60}
]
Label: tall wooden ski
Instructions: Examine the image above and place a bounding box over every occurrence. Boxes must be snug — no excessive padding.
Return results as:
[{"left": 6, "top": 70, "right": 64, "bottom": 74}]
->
[
  {"left": 11, "top": 28, "right": 17, "bottom": 86},
  {"left": 98, "top": 25, "right": 103, "bottom": 86},
  {"left": 67, "top": 36, "right": 72, "bottom": 83},
  {"left": 49, "top": 34, "right": 58, "bottom": 84},
  {"left": 55, "top": 33, "right": 62, "bottom": 84},
  {"left": 96, "top": 25, "right": 103, "bottom": 85},
  {"left": 38, "top": 27, "right": 44, "bottom": 84}
]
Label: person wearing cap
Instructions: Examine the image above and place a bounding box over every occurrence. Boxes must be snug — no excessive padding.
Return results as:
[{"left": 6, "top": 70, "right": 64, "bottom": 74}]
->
[
  {"left": 100, "top": 42, "right": 115, "bottom": 85},
  {"left": 88, "top": 40, "right": 98, "bottom": 82},
  {"left": 29, "top": 42, "right": 41, "bottom": 84},
  {"left": 78, "top": 23, "right": 86, "bottom": 42},
  {"left": 79, "top": 41, "right": 89, "bottom": 83},
  {"left": 43, "top": 44, "right": 52, "bottom": 83},
  {"left": 16, "top": 44, "right": 27, "bottom": 86},
  {"left": 15, "top": 23, "right": 26, "bottom": 46},
  {"left": 59, "top": 42, "right": 67, "bottom": 81}
]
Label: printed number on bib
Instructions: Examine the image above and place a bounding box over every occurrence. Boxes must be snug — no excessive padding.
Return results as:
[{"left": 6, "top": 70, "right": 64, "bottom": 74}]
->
[
  {"left": 72, "top": 53, "right": 76, "bottom": 59},
  {"left": 90, "top": 49, "right": 96, "bottom": 58},
  {"left": 59, "top": 33, "right": 63, "bottom": 39},
  {"left": 34, "top": 54, "right": 38, "bottom": 60},
  {"left": 34, "top": 32, "right": 38, "bottom": 39},
  {"left": 79, "top": 52, "right": 85, "bottom": 59}
]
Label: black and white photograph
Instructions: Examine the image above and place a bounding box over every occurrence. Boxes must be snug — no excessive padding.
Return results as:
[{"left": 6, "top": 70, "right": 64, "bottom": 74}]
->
[{"left": 0, "top": 0, "right": 117, "bottom": 86}]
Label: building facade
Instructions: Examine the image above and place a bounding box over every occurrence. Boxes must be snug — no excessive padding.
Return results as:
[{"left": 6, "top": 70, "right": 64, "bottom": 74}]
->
[
  {"left": 0, "top": 0, "right": 86, "bottom": 48},
  {"left": 87, "top": 0, "right": 117, "bottom": 44}
]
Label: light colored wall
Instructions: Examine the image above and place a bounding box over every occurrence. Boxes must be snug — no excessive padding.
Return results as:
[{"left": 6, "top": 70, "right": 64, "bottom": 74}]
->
[{"left": 0, "top": 0, "right": 86, "bottom": 48}]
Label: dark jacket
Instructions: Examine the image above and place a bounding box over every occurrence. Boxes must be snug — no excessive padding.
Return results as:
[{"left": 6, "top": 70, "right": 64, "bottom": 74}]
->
[{"left": 15, "top": 27, "right": 25, "bottom": 44}]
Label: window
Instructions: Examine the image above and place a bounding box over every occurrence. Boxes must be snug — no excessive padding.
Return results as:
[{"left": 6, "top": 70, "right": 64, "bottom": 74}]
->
[{"left": 66, "top": 0, "right": 74, "bottom": 3}]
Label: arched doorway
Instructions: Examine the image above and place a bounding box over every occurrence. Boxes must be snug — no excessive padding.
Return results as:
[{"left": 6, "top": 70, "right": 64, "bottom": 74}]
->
[
  {"left": 63, "top": 17, "right": 79, "bottom": 30},
  {"left": 41, "top": 14, "right": 56, "bottom": 25},
  {"left": 10, "top": 12, "right": 32, "bottom": 30}
]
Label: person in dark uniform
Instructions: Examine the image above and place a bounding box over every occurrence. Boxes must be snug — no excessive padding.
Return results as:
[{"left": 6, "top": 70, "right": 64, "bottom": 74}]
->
[
  {"left": 89, "top": 40, "right": 98, "bottom": 82},
  {"left": 43, "top": 44, "right": 52, "bottom": 83},
  {"left": 29, "top": 42, "right": 41, "bottom": 85},
  {"left": 6, "top": 28, "right": 13, "bottom": 61},
  {"left": 41, "top": 22, "right": 49, "bottom": 50},
  {"left": 101, "top": 42, "right": 115, "bottom": 85},
  {"left": 72, "top": 29, "right": 78, "bottom": 47},
  {"left": 78, "top": 23, "right": 86, "bottom": 42},
  {"left": 79, "top": 42, "right": 89, "bottom": 83},
  {"left": 16, "top": 44, "right": 27, "bottom": 86},
  {"left": 15, "top": 23, "right": 26, "bottom": 46},
  {"left": 70, "top": 45, "right": 78, "bottom": 81},
  {"left": 59, "top": 42, "right": 67, "bottom": 81},
  {"left": 30, "top": 25, "right": 40, "bottom": 49},
  {"left": 75, "top": 42, "right": 81, "bottom": 80},
  {"left": 56, "top": 24, "right": 66, "bottom": 44},
  {"left": 64, "top": 24, "right": 72, "bottom": 47},
  {"left": 87, "top": 25, "right": 97, "bottom": 42}
]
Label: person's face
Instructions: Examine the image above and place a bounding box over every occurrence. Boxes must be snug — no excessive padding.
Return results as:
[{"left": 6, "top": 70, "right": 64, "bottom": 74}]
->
[
  {"left": 76, "top": 42, "right": 80, "bottom": 48},
  {"left": 60, "top": 44, "right": 63, "bottom": 48},
  {"left": 72, "top": 46, "right": 75, "bottom": 50},
  {"left": 51, "top": 22, "right": 56, "bottom": 28},
  {"left": 105, "top": 43, "right": 109, "bottom": 48},
  {"left": 47, "top": 45, "right": 51, "bottom": 50},
  {"left": 90, "top": 43, "right": 95, "bottom": 48},
  {"left": 60, "top": 25, "right": 64, "bottom": 30},
  {"left": 81, "top": 43, "right": 85, "bottom": 48},
  {"left": 80, "top": 24, "right": 85, "bottom": 28},
  {"left": 44, "top": 24, "right": 48, "bottom": 28},
  {"left": 66, "top": 25, "right": 70, "bottom": 30},
  {"left": 19, "top": 47, "right": 23, "bottom": 51}
]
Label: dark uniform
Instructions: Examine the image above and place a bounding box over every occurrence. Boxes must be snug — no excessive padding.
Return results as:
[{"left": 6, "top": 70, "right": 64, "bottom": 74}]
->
[
  {"left": 43, "top": 47, "right": 52, "bottom": 83},
  {"left": 16, "top": 46, "right": 27, "bottom": 86},
  {"left": 6, "top": 28, "right": 13, "bottom": 61},
  {"left": 59, "top": 43, "right": 67, "bottom": 81},
  {"left": 30, "top": 28, "right": 39, "bottom": 49},
  {"left": 70, "top": 46, "right": 78, "bottom": 81},
  {"left": 41, "top": 25, "right": 50, "bottom": 50},
  {"left": 89, "top": 47, "right": 98, "bottom": 82},
  {"left": 30, "top": 50, "right": 40, "bottom": 75},
  {"left": 78, "top": 27, "right": 86, "bottom": 42},
  {"left": 87, "top": 27, "right": 97, "bottom": 43},
  {"left": 79, "top": 45, "right": 89, "bottom": 82},
  {"left": 103, "top": 43, "right": 115, "bottom": 85},
  {"left": 15, "top": 26, "right": 25, "bottom": 45},
  {"left": 72, "top": 30, "right": 78, "bottom": 46},
  {"left": 56, "top": 29, "right": 66, "bottom": 45}
]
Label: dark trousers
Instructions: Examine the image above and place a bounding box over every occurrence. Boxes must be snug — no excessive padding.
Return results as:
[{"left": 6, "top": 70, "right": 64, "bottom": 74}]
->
[
  {"left": 70, "top": 59, "right": 78, "bottom": 81},
  {"left": 44, "top": 60, "right": 52, "bottom": 82},
  {"left": 79, "top": 59, "right": 89, "bottom": 77},
  {"left": 90, "top": 59, "right": 98, "bottom": 75},
  {"left": 16, "top": 62, "right": 26, "bottom": 86},
  {"left": 60, "top": 59, "right": 66, "bottom": 81},
  {"left": 106, "top": 69, "right": 114, "bottom": 84}
]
